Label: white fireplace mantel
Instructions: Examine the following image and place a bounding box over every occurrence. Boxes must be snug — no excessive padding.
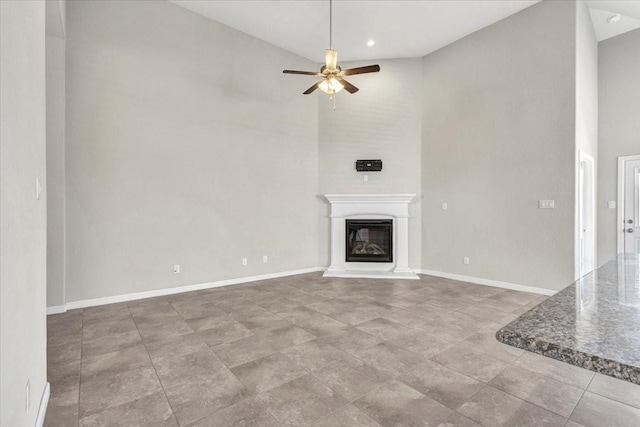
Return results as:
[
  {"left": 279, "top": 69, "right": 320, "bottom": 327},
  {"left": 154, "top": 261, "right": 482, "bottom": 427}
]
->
[{"left": 324, "top": 194, "right": 419, "bottom": 280}]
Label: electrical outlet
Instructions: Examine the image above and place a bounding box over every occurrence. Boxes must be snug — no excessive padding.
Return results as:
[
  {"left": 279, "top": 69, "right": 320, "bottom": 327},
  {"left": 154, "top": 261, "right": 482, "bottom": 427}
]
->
[
  {"left": 538, "top": 200, "right": 555, "bottom": 209},
  {"left": 242, "top": 258, "right": 247, "bottom": 266},
  {"left": 608, "top": 201, "right": 616, "bottom": 209},
  {"left": 173, "top": 264, "right": 180, "bottom": 273},
  {"left": 263, "top": 255, "right": 268, "bottom": 263},
  {"left": 463, "top": 257, "right": 470, "bottom": 265},
  {"left": 363, "top": 174, "right": 369, "bottom": 182},
  {"left": 441, "top": 202, "right": 448, "bottom": 210},
  {"left": 25, "top": 380, "right": 30, "bottom": 413}
]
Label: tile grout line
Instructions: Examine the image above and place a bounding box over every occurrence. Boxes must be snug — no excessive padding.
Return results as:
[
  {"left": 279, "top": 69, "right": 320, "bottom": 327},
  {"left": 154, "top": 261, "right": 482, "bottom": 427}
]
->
[
  {"left": 453, "top": 383, "right": 494, "bottom": 427},
  {"left": 293, "top": 323, "right": 479, "bottom": 419},
  {"left": 146, "top": 291, "right": 281, "bottom": 426},
  {"left": 483, "top": 379, "right": 571, "bottom": 422},
  {"left": 177, "top": 295, "right": 285, "bottom": 426},
  {"left": 126, "top": 304, "right": 182, "bottom": 427},
  {"left": 204, "top": 289, "right": 305, "bottom": 427},
  {"left": 511, "top": 352, "right": 597, "bottom": 390},
  {"left": 409, "top": 338, "right": 580, "bottom": 421},
  {"left": 455, "top": 382, "right": 574, "bottom": 426},
  {"left": 481, "top": 347, "right": 614, "bottom": 423},
  {"left": 467, "top": 348, "right": 587, "bottom": 422},
  {"left": 565, "top": 370, "right": 597, "bottom": 424},
  {"left": 165, "top": 294, "right": 275, "bottom": 426},
  {"left": 200, "top": 297, "right": 379, "bottom": 425},
  {"left": 584, "top": 380, "right": 640, "bottom": 409}
]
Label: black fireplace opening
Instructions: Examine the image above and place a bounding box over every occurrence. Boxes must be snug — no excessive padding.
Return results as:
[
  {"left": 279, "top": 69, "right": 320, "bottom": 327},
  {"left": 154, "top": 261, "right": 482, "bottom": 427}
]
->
[{"left": 346, "top": 220, "right": 393, "bottom": 263}]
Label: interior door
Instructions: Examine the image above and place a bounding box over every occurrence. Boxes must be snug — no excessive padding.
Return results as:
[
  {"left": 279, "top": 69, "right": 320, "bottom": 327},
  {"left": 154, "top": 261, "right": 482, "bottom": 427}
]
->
[{"left": 623, "top": 158, "right": 640, "bottom": 253}]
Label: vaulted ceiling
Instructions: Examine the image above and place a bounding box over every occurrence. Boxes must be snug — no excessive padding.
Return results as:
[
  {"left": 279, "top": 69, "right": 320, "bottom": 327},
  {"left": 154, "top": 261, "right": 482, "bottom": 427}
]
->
[{"left": 170, "top": 0, "right": 640, "bottom": 63}]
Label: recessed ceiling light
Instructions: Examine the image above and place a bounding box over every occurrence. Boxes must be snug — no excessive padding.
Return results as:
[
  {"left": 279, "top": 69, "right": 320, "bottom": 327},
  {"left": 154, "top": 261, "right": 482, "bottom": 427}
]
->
[
  {"left": 608, "top": 13, "right": 622, "bottom": 23},
  {"left": 366, "top": 40, "right": 376, "bottom": 47}
]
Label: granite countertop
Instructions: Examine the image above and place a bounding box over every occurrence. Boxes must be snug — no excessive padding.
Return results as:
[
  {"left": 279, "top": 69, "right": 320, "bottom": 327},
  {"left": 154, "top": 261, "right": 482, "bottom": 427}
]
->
[{"left": 496, "top": 253, "right": 640, "bottom": 384}]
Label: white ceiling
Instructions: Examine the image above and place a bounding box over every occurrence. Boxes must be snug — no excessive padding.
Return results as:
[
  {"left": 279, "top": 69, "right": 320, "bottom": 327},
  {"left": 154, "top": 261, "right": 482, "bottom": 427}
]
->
[
  {"left": 170, "top": 0, "right": 640, "bottom": 63},
  {"left": 588, "top": 1, "right": 640, "bottom": 40}
]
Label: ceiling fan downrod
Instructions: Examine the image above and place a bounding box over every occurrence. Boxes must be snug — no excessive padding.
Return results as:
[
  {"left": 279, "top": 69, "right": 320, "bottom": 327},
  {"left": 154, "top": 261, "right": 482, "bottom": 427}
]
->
[{"left": 329, "top": 0, "right": 332, "bottom": 50}]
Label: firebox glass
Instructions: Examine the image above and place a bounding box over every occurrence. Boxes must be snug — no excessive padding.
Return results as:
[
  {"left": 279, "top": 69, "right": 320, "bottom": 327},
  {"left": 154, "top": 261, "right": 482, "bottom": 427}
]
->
[{"left": 345, "top": 220, "right": 393, "bottom": 263}]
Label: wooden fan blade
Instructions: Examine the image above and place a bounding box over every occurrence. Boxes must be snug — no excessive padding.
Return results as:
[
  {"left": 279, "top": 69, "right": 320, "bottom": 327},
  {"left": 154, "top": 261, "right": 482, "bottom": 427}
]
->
[
  {"left": 325, "top": 49, "right": 338, "bottom": 70},
  {"left": 283, "top": 70, "right": 321, "bottom": 76},
  {"left": 336, "top": 77, "right": 359, "bottom": 94},
  {"left": 303, "top": 82, "right": 320, "bottom": 95},
  {"left": 342, "top": 65, "right": 380, "bottom": 76}
]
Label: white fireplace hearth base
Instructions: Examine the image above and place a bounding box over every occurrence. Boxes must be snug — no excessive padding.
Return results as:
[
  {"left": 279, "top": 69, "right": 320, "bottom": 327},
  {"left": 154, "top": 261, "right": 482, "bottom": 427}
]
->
[
  {"left": 324, "top": 194, "right": 419, "bottom": 280},
  {"left": 323, "top": 269, "right": 419, "bottom": 280}
]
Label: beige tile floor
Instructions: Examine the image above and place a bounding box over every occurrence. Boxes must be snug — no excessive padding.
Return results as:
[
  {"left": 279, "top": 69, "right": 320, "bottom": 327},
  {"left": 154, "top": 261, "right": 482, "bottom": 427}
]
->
[{"left": 45, "top": 273, "right": 640, "bottom": 427}]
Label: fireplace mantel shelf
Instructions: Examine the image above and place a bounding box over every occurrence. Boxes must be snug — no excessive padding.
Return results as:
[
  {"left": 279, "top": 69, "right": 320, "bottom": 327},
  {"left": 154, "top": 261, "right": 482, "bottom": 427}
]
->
[
  {"left": 324, "top": 194, "right": 419, "bottom": 280},
  {"left": 325, "top": 194, "right": 417, "bottom": 204}
]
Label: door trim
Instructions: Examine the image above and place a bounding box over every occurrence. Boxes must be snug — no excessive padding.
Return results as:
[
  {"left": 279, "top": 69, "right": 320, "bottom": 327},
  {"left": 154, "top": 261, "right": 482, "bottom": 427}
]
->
[
  {"left": 576, "top": 151, "right": 595, "bottom": 279},
  {"left": 617, "top": 154, "right": 640, "bottom": 254}
]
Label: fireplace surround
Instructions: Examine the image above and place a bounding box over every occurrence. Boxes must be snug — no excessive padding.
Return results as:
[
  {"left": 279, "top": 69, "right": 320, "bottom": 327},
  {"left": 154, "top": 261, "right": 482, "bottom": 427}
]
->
[{"left": 324, "top": 194, "right": 418, "bottom": 279}]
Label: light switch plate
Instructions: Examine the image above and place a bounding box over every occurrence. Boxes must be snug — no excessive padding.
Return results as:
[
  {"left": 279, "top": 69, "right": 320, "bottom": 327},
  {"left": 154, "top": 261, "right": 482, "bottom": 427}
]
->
[
  {"left": 36, "top": 177, "right": 41, "bottom": 200},
  {"left": 608, "top": 201, "right": 616, "bottom": 209},
  {"left": 441, "top": 203, "right": 448, "bottom": 210},
  {"left": 539, "top": 200, "right": 555, "bottom": 209}
]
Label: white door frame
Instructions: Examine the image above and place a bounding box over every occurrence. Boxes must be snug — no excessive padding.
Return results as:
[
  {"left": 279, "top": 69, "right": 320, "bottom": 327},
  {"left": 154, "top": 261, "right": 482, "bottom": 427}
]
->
[
  {"left": 617, "top": 154, "right": 640, "bottom": 253},
  {"left": 576, "top": 151, "right": 596, "bottom": 278}
]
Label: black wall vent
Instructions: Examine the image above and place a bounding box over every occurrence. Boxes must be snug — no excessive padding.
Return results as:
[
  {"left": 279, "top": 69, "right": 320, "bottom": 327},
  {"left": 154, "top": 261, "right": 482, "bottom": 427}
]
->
[{"left": 355, "top": 159, "right": 382, "bottom": 172}]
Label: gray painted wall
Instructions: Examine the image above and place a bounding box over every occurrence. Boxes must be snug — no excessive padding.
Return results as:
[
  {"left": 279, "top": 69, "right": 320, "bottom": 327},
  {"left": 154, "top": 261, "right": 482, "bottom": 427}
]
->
[
  {"left": 421, "top": 0, "right": 578, "bottom": 292},
  {"left": 575, "top": 0, "right": 598, "bottom": 160},
  {"left": 1, "top": 1, "right": 48, "bottom": 425},
  {"left": 65, "top": 0, "right": 319, "bottom": 302},
  {"left": 317, "top": 58, "right": 423, "bottom": 269},
  {"left": 597, "top": 29, "right": 640, "bottom": 262},
  {"left": 574, "top": 0, "right": 598, "bottom": 273},
  {"left": 46, "top": 31, "right": 66, "bottom": 308}
]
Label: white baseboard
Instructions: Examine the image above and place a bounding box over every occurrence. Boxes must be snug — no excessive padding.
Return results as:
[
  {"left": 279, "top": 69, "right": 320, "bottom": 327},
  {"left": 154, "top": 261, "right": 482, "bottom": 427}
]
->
[
  {"left": 418, "top": 269, "right": 556, "bottom": 296},
  {"left": 48, "top": 267, "right": 325, "bottom": 314},
  {"left": 47, "top": 266, "right": 556, "bottom": 315},
  {"left": 35, "top": 382, "right": 50, "bottom": 427},
  {"left": 46, "top": 305, "right": 66, "bottom": 315}
]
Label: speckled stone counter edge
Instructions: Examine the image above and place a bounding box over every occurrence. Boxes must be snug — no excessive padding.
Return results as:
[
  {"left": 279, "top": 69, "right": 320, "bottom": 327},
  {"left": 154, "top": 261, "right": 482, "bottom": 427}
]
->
[{"left": 496, "top": 324, "right": 640, "bottom": 385}]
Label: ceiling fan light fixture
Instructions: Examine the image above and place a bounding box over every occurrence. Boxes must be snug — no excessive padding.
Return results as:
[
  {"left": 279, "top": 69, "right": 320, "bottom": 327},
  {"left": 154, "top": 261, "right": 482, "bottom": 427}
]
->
[{"left": 318, "top": 77, "right": 344, "bottom": 94}]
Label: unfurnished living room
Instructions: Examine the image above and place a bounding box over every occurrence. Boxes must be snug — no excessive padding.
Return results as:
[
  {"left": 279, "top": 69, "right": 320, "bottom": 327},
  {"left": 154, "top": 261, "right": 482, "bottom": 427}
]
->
[{"left": 1, "top": 0, "right": 640, "bottom": 426}]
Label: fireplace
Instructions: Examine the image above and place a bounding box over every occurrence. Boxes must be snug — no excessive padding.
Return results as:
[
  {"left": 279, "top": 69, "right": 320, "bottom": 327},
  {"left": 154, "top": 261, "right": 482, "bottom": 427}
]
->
[
  {"left": 346, "top": 220, "right": 393, "bottom": 263},
  {"left": 324, "top": 194, "right": 418, "bottom": 279}
]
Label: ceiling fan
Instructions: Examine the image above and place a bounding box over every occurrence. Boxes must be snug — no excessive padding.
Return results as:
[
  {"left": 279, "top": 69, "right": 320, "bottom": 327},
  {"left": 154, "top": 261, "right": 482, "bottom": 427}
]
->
[{"left": 283, "top": 0, "right": 380, "bottom": 104}]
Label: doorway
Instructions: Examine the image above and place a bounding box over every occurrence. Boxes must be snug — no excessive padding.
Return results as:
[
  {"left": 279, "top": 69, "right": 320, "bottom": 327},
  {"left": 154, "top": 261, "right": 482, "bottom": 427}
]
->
[
  {"left": 578, "top": 151, "right": 596, "bottom": 277},
  {"left": 618, "top": 155, "right": 640, "bottom": 254}
]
